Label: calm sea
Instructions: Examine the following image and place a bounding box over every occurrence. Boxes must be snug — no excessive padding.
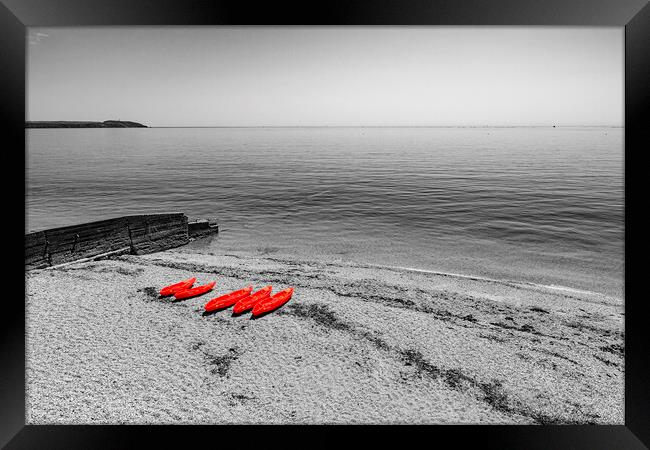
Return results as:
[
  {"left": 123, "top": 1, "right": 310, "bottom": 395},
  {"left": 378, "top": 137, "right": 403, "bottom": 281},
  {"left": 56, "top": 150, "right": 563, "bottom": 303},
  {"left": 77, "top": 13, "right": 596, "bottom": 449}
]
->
[{"left": 26, "top": 127, "right": 624, "bottom": 296}]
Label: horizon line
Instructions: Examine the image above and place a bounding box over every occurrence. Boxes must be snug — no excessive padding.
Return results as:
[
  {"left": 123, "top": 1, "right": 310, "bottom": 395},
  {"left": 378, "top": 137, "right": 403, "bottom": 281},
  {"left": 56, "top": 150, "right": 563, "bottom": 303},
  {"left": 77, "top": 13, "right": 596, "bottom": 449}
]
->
[
  {"left": 25, "top": 122, "right": 624, "bottom": 129},
  {"left": 150, "top": 124, "right": 624, "bottom": 128}
]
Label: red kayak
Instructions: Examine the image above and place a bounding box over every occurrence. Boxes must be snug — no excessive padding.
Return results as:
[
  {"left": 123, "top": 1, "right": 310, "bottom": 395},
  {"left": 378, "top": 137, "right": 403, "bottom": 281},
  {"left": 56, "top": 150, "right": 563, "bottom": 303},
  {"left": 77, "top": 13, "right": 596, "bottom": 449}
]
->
[
  {"left": 251, "top": 287, "right": 294, "bottom": 318},
  {"left": 174, "top": 281, "right": 216, "bottom": 300},
  {"left": 204, "top": 286, "right": 253, "bottom": 312},
  {"left": 232, "top": 286, "right": 273, "bottom": 315},
  {"left": 159, "top": 277, "right": 196, "bottom": 297}
]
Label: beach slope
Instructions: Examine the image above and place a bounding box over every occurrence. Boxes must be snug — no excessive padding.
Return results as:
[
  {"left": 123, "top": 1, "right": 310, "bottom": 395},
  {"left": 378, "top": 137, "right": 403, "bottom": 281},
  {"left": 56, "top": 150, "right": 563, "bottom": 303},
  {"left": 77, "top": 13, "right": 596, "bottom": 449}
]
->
[{"left": 25, "top": 249, "right": 624, "bottom": 424}]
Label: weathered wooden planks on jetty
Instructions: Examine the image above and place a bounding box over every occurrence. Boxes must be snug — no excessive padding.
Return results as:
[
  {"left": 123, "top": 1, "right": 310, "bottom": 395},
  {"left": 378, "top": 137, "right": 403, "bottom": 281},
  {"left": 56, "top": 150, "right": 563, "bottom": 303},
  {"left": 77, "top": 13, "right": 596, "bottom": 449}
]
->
[{"left": 25, "top": 213, "right": 218, "bottom": 270}]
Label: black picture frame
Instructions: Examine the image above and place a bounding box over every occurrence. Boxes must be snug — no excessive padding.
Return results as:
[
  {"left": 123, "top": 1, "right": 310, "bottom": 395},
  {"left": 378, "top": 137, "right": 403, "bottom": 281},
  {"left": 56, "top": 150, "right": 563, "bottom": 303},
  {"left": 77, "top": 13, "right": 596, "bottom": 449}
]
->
[{"left": 3, "top": 0, "right": 649, "bottom": 447}]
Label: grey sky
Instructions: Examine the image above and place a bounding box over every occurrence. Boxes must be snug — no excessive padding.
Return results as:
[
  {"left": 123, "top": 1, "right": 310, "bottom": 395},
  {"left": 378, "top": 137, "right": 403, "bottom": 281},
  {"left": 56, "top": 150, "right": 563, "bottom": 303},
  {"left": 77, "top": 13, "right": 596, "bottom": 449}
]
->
[{"left": 27, "top": 27, "right": 623, "bottom": 127}]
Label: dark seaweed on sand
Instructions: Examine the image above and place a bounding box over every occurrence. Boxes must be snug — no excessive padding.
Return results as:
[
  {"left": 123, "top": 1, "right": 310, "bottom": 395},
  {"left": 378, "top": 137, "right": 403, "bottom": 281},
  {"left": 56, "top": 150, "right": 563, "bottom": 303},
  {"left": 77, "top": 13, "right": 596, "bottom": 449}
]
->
[
  {"left": 138, "top": 286, "right": 162, "bottom": 301},
  {"left": 202, "top": 347, "right": 241, "bottom": 377}
]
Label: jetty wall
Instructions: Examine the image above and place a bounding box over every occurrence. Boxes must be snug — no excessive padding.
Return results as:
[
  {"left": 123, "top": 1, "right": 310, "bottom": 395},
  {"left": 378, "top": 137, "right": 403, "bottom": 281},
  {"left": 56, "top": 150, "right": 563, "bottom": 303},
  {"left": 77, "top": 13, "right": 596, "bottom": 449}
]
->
[
  {"left": 187, "top": 219, "right": 219, "bottom": 238},
  {"left": 25, "top": 213, "right": 191, "bottom": 270}
]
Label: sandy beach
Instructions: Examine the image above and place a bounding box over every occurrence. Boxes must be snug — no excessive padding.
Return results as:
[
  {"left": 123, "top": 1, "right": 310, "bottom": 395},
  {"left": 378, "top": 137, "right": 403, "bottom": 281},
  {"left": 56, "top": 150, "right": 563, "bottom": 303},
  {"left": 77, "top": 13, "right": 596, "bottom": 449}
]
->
[{"left": 25, "top": 247, "right": 624, "bottom": 424}]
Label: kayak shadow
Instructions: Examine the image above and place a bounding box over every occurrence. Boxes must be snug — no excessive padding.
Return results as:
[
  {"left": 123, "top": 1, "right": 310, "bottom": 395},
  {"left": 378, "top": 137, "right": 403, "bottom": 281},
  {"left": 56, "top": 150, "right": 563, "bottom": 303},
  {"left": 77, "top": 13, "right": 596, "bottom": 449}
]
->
[
  {"left": 249, "top": 304, "right": 288, "bottom": 320},
  {"left": 157, "top": 293, "right": 180, "bottom": 302},
  {"left": 157, "top": 295, "right": 185, "bottom": 304},
  {"left": 201, "top": 306, "right": 232, "bottom": 317}
]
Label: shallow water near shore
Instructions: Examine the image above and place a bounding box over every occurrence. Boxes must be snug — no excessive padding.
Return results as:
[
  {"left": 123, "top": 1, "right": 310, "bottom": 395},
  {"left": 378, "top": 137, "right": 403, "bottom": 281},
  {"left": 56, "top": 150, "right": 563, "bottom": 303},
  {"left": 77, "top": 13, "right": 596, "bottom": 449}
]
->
[{"left": 26, "top": 127, "right": 624, "bottom": 296}]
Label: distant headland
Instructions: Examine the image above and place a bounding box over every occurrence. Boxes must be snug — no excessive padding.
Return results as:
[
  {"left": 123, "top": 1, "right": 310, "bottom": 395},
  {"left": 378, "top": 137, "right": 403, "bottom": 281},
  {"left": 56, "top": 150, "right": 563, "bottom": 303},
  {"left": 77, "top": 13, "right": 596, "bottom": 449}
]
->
[{"left": 26, "top": 120, "right": 147, "bottom": 128}]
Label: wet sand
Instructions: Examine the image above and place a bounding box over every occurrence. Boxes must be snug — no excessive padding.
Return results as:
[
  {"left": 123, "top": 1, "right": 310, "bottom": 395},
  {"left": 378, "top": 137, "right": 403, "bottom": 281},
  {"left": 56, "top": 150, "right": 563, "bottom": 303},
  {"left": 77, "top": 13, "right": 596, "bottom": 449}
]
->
[{"left": 25, "top": 248, "right": 624, "bottom": 424}]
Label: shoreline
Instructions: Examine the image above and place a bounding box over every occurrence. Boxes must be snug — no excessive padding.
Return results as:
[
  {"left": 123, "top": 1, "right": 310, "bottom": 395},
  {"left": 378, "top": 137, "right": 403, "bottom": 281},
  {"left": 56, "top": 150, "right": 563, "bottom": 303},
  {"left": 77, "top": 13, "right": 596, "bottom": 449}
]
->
[
  {"left": 26, "top": 248, "right": 624, "bottom": 424},
  {"left": 342, "top": 261, "right": 621, "bottom": 305},
  {"left": 202, "top": 240, "right": 623, "bottom": 300}
]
